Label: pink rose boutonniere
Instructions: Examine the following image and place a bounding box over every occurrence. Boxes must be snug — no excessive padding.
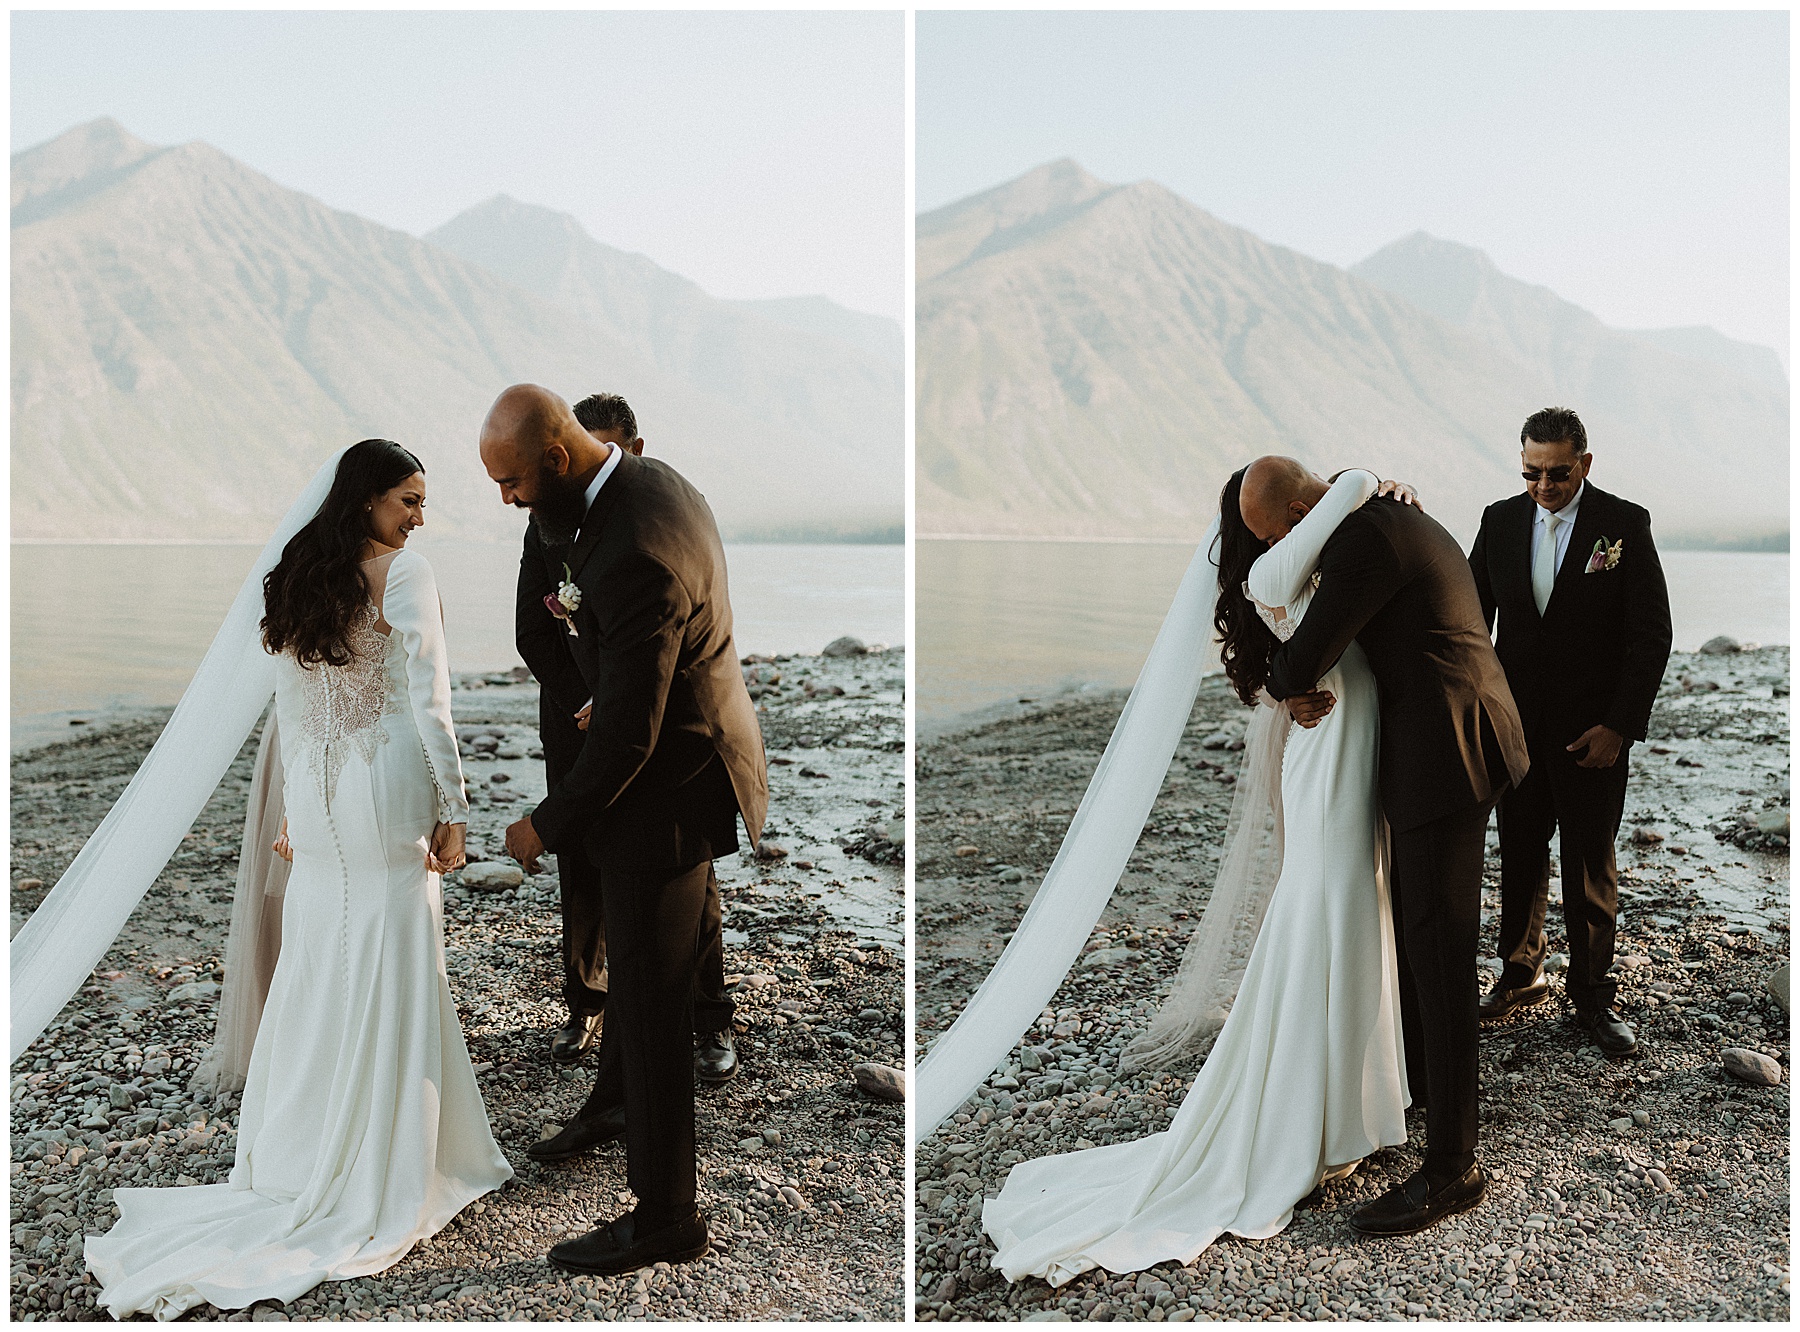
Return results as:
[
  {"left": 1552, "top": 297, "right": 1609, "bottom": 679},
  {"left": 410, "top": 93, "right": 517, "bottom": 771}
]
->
[
  {"left": 545, "top": 563, "right": 581, "bottom": 636},
  {"left": 1583, "top": 537, "right": 1624, "bottom": 574}
]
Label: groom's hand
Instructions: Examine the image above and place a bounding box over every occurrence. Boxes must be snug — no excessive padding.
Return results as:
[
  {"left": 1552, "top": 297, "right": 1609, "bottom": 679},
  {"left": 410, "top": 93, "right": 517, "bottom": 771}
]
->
[
  {"left": 505, "top": 816, "right": 546, "bottom": 874},
  {"left": 1566, "top": 724, "right": 1624, "bottom": 769},
  {"left": 1284, "top": 689, "right": 1336, "bottom": 728}
]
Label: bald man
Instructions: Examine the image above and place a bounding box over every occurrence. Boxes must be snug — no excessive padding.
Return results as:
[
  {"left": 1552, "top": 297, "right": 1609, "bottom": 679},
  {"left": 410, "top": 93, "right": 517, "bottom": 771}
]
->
[
  {"left": 481, "top": 385, "right": 768, "bottom": 1274},
  {"left": 1248, "top": 455, "right": 1528, "bottom": 1238}
]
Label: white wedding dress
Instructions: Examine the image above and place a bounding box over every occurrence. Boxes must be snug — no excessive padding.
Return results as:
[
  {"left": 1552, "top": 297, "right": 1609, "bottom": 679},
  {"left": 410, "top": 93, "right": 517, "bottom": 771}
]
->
[
  {"left": 982, "top": 470, "right": 1409, "bottom": 1285},
  {"left": 85, "top": 548, "right": 512, "bottom": 1320}
]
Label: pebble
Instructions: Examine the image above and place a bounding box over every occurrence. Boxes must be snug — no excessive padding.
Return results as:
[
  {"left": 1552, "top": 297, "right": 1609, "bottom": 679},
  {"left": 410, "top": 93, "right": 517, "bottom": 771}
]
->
[
  {"left": 853, "top": 1063, "right": 907, "bottom": 1102},
  {"left": 458, "top": 862, "right": 523, "bottom": 891}
]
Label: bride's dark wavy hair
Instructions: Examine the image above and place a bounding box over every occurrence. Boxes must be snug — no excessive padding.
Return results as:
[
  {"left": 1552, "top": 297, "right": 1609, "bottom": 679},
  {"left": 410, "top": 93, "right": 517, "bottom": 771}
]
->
[
  {"left": 262, "top": 439, "right": 424, "bottom": 668},
  {"left": 1214, "top": 468, "right": 1280, "bottom": 707}
]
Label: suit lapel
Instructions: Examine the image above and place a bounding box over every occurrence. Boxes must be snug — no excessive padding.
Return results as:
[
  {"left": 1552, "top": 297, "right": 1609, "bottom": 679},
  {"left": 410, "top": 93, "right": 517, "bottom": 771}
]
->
[
  {"left": 1546, "top": 484, "right": 1605, "bottom": 615},
  {"left": 566, "top": 448, "right": 635, "bottom": 581},
  {"left": 1496, "top": 494, "right": 1536, "bottom": 619}
]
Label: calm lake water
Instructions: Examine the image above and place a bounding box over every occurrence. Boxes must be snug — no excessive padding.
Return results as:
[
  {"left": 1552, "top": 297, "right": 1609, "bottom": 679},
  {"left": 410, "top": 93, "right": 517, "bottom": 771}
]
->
[
  {"left": 12, "top": 540, "right": 902, "bottom": 747},
  {"left": 919, "top": 540, "right": 1789, "bottom": 734}
]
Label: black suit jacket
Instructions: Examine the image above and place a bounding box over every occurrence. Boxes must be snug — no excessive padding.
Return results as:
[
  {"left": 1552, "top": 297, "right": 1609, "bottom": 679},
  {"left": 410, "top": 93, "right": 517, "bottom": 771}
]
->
[
  {"left": 1268, "top": 497, "right": 1529, "bottom": 833},
  {"left": 1466, "top": 484, "right": 1671, "bottom": 747},
  {"left": 524, "top": 451, "right": 769, "bottom": 870},
  {"left": 517, "top": 521, "right": 589, "bottom": 783}
]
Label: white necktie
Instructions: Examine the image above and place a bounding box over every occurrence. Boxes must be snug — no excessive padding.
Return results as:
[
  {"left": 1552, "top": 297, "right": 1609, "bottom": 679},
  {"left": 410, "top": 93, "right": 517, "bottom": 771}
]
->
[{"left": 1533, "top": 511, "right": 1560, "bottom": 615}]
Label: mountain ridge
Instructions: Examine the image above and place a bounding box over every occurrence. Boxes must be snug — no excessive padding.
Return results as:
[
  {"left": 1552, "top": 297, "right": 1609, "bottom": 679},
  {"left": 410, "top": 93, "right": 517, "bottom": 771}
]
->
[
  {"left": 13, "top": 120, "right": 901, "bottom": 542},
  {"left": 917, "top": 161, "right": 1786, "bottom": 547}
]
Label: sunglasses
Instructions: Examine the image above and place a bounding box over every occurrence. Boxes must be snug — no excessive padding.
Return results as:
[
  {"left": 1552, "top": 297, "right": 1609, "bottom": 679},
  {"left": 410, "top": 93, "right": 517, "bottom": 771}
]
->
[{"left": 1521, "top": 465, "right": 1578, "bottom": 484}]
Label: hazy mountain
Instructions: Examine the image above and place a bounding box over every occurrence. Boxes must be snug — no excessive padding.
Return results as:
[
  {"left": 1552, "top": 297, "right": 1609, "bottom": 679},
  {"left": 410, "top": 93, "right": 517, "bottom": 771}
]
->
[
  {"left": 731, "top": 295, "right": 902, "bottom": 367},
  {"left": 425, "top": 196, "right": 902, "bottom": 505},
  {"left": 917, "top": 162, "right": 1787, "bottom": 546},
  {"left": 13, "top": 120, "right": 900, "bottom": 542},
  {"left": 1620, "top": 325, "right": 1786, "bottom": 392}
]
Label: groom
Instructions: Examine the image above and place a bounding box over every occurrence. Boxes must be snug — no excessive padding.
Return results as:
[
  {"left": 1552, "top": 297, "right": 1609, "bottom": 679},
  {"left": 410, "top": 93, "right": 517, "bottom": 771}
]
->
[
  {"left": 1246, "top": 456, "right": 1528, "bottom": 1236},
  {"left": 481, "top": 384, "right": 768, "bottom": 1273},
  {"left": 518, "top": 391, "right": 739, "bottom": 1083}
]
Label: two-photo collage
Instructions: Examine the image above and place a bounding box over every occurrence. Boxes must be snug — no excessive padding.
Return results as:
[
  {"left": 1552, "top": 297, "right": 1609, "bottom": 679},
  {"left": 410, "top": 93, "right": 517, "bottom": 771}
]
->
[{"left": 8, "top": 7, "right": 1790, "bottom": 1325}]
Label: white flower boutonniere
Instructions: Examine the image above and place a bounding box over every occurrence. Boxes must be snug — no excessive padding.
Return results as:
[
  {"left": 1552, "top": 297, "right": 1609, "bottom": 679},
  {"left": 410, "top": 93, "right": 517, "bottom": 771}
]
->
[
  {"left": 543, "top": 562, "right": 582, "bottom": 636},
  {"left": 1584, "top": 537, "right": 1624, "bottom": 574}
]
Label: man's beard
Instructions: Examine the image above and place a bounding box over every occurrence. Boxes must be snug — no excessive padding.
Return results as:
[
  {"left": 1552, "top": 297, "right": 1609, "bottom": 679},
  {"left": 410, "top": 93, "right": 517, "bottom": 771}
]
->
[{"left": 529, "top": 465, "right": 589, "bottom": 546}]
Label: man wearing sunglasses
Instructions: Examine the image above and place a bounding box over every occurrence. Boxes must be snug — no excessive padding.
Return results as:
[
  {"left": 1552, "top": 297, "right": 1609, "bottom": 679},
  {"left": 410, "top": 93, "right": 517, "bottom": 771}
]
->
[{"left": 1467, "top": 407, "right": 1672, "bottom": 1057}]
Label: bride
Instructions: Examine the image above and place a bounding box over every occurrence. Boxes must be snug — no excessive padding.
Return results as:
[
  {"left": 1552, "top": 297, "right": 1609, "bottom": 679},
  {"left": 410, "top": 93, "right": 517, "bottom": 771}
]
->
[
  {"left": 14, "top": 440, "right": 511, "bottom": 1319},
  {"left": 921, "top": 466, "right": 1416, "bottom": 1286}
]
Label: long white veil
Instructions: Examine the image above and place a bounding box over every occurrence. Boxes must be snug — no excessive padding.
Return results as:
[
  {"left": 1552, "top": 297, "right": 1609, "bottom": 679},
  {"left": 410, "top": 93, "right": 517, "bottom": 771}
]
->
[
  {"left": 10, "top": 448, "right": 347, "bottom": 1066},
  {"left": 916, "top": 516, "right": 1294, "bottom": 1144}
]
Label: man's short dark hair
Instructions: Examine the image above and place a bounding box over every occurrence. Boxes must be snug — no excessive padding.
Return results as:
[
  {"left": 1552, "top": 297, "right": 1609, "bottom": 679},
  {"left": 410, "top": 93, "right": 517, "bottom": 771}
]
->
[
  {"left": 573, "top": 393, "right": 638, "bottom": 441},
  {"left": 1520, "top": 406, "right": 1588, "bottom": 455}
]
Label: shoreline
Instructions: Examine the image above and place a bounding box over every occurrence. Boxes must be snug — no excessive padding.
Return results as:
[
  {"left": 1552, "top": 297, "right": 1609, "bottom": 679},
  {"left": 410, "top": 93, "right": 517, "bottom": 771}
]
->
[
  {"left": 913, "top": 645, "right": 1789, "bottom": 1321},
  {"left": 9, "top": 647, "right": 906, "bottom": 1321}
]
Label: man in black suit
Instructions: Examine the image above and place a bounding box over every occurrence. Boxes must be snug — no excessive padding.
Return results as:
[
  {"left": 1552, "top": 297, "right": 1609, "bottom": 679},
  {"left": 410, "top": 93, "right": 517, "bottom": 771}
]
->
[
  {"left": 481, "top": 384, "right": 768, "bottom": 1273},
  {"left": 1467, "top": 408, "right": 1672, "bottom": 1057},
  {"left": 1248, "top": 456, "right": 1529, "bottom": 1237},
  {"left": 518, "top": 393, "right": 738, "bottom": 1083}
]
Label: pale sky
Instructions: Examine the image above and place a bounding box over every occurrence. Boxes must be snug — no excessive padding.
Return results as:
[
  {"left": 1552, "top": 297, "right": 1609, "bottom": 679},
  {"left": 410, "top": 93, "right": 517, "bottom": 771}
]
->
[
  {"left": 919, "top": 10, "right": 1789, "bottom": 360},
  {"left": 13, "top": 10, "right": 905, "bottom": 320}
]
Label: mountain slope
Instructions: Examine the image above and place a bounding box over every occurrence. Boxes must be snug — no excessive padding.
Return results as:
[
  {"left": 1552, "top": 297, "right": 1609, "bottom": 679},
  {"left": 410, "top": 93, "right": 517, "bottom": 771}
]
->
[
  {"left": 12, "top": 121, "right": 899, "bottom": 542},
  {"left": 425, "top": 195, "right": 902, "bottom": 503},
  {"left": 917, "top": 164, "right": 1787, "bottom": 545}
]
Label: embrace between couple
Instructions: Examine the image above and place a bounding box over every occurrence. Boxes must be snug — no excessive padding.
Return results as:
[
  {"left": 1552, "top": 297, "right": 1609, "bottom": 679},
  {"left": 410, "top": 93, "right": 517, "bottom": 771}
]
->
[
  {"left": 924, "top": 407, "right": 1670, "bottom": 1285},
  {"left": 49, "top": 384, "right": 767, "bottom": 1317}
]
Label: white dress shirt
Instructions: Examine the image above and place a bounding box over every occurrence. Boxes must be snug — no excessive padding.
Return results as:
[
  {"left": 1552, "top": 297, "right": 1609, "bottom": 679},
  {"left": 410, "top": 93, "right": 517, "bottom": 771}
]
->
[
  {"left": 573, "top": 443, "right": 622, "bottom": 543},
  {"left": 1529, "top": 480, "right": 1585, "bottom": 577}
]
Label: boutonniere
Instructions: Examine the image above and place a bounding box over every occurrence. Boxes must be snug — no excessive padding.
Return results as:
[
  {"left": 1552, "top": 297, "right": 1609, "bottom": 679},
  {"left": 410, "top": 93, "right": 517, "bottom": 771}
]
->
[
  {"left": 543, "top": 562, "right": 581, "bottom": 636},
  {"left": 1583, "top": 537, "right": 1623, "bottom": 573}
]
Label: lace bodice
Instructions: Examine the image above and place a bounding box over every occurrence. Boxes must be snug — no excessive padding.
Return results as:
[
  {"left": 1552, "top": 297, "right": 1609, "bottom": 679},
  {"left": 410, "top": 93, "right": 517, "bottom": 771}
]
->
[
  {"left": 293, "top": 605, "right": 403, "bottom": 811},
  {"left": 278, "top": 550, "right": 468, "bottom": 824}
]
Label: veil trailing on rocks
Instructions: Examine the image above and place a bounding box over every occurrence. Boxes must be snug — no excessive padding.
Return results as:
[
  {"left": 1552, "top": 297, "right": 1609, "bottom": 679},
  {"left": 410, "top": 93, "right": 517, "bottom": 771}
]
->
[
  {"left": 914, "top": 515, "right": 1293, "bottom": 1144},
  {"left": 10, "top": 448, "right": 347, "bottom": 1074}
]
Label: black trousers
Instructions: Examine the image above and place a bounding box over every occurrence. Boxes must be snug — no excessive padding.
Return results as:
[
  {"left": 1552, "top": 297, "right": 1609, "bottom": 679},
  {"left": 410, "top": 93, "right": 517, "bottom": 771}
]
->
[
  {"left": 577, "top": 858, "right": 718, "bottom": 1228},
  {"left": 545, "top": 711, "right": 730, "bottom": 1032},
  {"left": 1388, "top": 793, "right": 1499, "bottom": 1183},
  {"left": 1495, "top": 736, "right": 1630, "bottom": 1012}
]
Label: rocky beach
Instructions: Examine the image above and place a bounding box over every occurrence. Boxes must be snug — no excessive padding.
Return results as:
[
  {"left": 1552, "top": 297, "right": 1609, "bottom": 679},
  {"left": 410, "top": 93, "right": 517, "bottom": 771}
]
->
[
  {"left": 10, "top": 645, "right": 905, "bottom": 1322},
  {"left": 915, "top": 644, "right": 1789, "bottom": 1321}
]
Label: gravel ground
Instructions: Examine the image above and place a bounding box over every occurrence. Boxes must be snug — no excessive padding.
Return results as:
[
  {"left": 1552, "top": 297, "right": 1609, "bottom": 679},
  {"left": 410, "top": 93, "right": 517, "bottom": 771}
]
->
[
  {"left": 10, "top": 646, "right": 906, "bottom": 1321},
  {"left": 915, "top": 646, "right": 1790, "bottom": 1321}
]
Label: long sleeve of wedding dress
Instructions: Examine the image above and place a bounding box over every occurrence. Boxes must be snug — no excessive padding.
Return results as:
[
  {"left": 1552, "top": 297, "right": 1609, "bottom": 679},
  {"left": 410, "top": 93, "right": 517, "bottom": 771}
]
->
[
  {"left": 1247, "top": 469, "right": 1378, "bottom": 612},
  {"left": 381, "top": 549, "right": 469, "bottom": 826}
]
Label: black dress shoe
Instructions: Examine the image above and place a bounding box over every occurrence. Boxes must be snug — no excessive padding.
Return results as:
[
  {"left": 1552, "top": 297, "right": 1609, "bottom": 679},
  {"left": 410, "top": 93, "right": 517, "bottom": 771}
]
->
[
  {"left": 695, "top": 1028, "right": 739, "bottom": 1084},
  {"left": 550, "top": 1011, "right": 602, "bottom": 1066},
  {"left": 547, "top": 1208, "right": 709, "bottom": 1275},
  {"left": 524, "top": 1105, "right": 625, "bottom": 1162},
  {"left": 1576, "top": 1005, "right": 1638, "bottom": 1056},
  {"left": 1479, "top": 971, "right": 1550, "bottom": 1023},
  {"left": 1351, "top": 1164, "right": 1487, "bottom": 1237}
]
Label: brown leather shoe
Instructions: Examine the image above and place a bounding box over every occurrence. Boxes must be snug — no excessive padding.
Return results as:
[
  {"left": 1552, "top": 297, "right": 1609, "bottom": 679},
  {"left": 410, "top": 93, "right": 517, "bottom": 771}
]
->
[
  {"left": 1575, "top": 1005, "right": 1638, "bottom": 1056},
  {"left": 550, "top": 1010, "right": 602, "bottom": 1066},
  {"left": 1478, "top": 971, "right": 1550, "bottom": 1023},
  {"left": 1350, "top": 1164, "right": 1488, "bottom": 1236}
]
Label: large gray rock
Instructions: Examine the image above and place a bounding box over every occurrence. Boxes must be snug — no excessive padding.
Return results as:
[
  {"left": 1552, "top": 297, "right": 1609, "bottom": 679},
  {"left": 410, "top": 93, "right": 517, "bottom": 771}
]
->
[
  {"left": 822, "top": 636, "right": 868, "bottom": 657},
  {"left": 460, "top": 862, "right": 524, "bottom": 891},
  {"left": 1699, "top": 635, "right": 1743, "bottom": 655},
  {"left": 1721, "top": 1048, "right": 1782, "bottom": 1086},
  {"left": 852, "top": 1062, "right": 906, "bottom": 1102},
  {"left": 165, "top": 980, "right": 219, "bottom": 1005}
]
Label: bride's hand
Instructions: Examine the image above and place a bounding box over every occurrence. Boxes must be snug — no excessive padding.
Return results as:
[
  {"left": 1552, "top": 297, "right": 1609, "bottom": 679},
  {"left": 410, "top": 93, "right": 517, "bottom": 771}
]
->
[
  {"left": 1377, "top": 479, "right": 1423, "bottom": 510},
  {"left": 427, "top": 822, "right": 467, "bottom": 875},
  {"left": 272, "top": 821, "right": 293, "bottom": 863}
]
